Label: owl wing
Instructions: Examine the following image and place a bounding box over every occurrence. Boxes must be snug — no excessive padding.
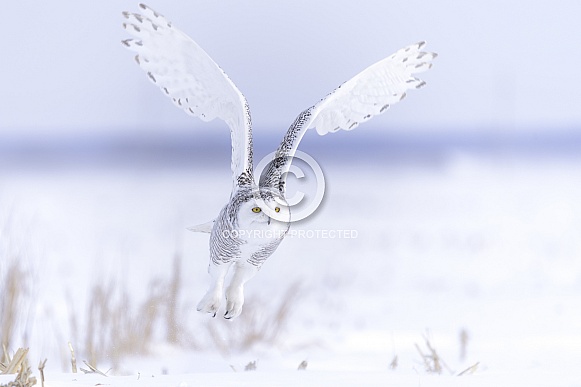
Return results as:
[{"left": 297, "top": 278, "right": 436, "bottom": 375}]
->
[
  {"left": 260, "top": 41, "right": 436, "bottom": 191},
  {"left": 122, "top": 4, "right": 253, "bottom": 191}
]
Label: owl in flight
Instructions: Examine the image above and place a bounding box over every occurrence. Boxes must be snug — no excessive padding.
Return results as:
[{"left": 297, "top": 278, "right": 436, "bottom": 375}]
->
[{"left": 122, "top": 4, "right": 436, "bottom": 319}]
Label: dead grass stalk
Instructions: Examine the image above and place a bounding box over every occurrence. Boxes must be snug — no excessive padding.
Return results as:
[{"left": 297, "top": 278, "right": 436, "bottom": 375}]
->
[
  {"left": 0, "top": 347, "right": 36, "bottom": 387},
  {"left": 76, "top": 252, "right": 192, "bottom": 370},
  {"left": 207, "top": 281, "right": 304, "bottom": 355},
  {"left": 0, "top": 263, "right": 28, "bottom": 351},
  {"left": 415, "top": 331, "right": 479, "bottom": 376}
]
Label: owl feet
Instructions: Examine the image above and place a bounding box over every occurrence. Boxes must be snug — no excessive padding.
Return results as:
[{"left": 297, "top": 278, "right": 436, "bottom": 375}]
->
[
  {"left": 197, "top": 291, "right": 222, "bottom": 317},
  {"left": 197, "top": 262, "right": 258, "bottom": 319},
  {"left": 224, "top": 287, "right": 244, "bottom": 319}
]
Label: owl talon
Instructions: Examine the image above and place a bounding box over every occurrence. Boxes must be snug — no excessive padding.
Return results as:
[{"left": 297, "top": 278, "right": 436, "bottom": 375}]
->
[
  {"left": 223, "top": 308, "right": 240, "bottom": 320},
  {"left": 124, "top": 2, "right": 434, "bottom": 327},
  {"left": 224, "top": 293, "right": 244, "bottom": 320},
  {"left": 197, "top": 291, "right": 222, "bottom": 316}
]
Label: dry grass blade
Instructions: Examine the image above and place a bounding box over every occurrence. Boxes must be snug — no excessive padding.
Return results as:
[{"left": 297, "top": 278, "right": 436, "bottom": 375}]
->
[
  {"left": 0, "top": 366, "right": 37, "bottom": 387},
  {"left": 459, "top": 329, "right": 469, "bottom": 361},
  {"left": 389, "top": 355, "right": 398, "bottom": 370},
  {"left": 415, "top": 332, "right": 479, "bottom": 376},
  {"left": 1, "top": 214, "right": 38, "bottom": 354},
  {"left": 205, "top": 281, "right": 305, "bottom": 355},
  {"left": 415, "top": 334, "right": 453, "bottom": 375},
  {"left": 80, "top": 360, "right": 108, "bottom": 376},
  {"left": 77, "top": 253, "right": 194, "bottom": 371},
  {"left": 68, "top": 342, "right": 77, "bottom": 373},
  {"left": 0, "top": 348, "right": 37, "bottom": 387},
  {"left": 415, "top": 342, "right": 434, "bottom": 373},
  {"left": 165, "top": 253, "right": 182, "bottom": 344},
  {"left": 457, "top": 362, "right": 480, "bottom": 376},
  {"left": 297, "top": 360, "right": 308, "bottom": 371},
  {"left": 425, "top": 338, "right": 443, "bottom": 374},
  {"left": 234, "top": 282, "right": 302, "bottom": 349},
  {"left": 0, "top": 264, "right": 19, "bottom": 351},
  {"left": 0, "top": 261, "right": 32, "bottom": 352},
  {"left": 0, "top": 348, "right": 29, "bottom": 374},
  {"left": 0, "top": 345, "right": 7, "bottom": 373},
  {"left": 244, "top": 361, "right": 257, "bottom": 371},
  {"left": 38, "top": 359, "right": 47, "bottom": 387},
  {"left": 83, "top": 279, "right": 161, "bottom": 368}
]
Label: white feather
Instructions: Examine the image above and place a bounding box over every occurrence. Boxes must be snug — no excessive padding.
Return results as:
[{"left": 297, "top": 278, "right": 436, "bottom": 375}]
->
[
  {"left": 309, "top": 41, "right": 436, "bottom": 135},
  {"left": 187, "top": 220, "right": 215, "bottom": 233},
  {"left": 261, "top": 42, "right": 436, "bottom": 189},
  {"left": 122, "top": 4, "right": 437, "bottom": 320},
  {"left": 122, "top": 4, "right": 252, "bottom": 190}
]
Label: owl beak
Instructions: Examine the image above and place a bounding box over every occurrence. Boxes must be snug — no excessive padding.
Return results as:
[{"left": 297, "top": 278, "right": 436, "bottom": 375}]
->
[{"left": 267, "top": 216, "right": 271, "bottom": 225}]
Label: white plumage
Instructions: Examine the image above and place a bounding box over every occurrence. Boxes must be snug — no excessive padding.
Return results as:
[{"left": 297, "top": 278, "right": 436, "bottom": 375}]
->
[
  {"left": 123, "top": 4, "right": 436, "bottom": 319},
  {"left": 122, "top": 4, "right": 253, "bottom": 190},
  {"left": 309, "top": 43, "right": 432, "bottom": 135}
]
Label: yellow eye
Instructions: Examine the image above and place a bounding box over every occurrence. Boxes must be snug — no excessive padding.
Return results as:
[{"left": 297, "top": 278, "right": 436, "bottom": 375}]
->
[
  {"left": 274, "top": 207, "right": 281, "bottom": 213},
  {"left": 252, "top": 207, "right": 261, "bottom": 213}
]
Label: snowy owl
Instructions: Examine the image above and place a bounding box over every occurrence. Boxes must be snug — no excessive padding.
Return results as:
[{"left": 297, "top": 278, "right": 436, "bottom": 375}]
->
[{"left": 122, "top": 4, "right": 436, "bottom": 319}]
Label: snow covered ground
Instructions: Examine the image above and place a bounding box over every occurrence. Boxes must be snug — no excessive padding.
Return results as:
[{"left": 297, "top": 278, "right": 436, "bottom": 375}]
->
[{"left": 1, "top": 144, "right": 581, "bottom": 386}]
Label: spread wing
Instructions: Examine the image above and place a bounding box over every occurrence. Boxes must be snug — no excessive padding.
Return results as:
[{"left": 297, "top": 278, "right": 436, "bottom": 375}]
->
[
  {"left": 260, "top": 41, "right": 437, "bottom": 191},
  {"left": 122, "top": 4, "right": 253, "bottom": 191}
]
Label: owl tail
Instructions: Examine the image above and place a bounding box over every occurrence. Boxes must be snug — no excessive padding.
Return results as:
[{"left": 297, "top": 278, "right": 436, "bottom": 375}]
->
[{"left": 187, "top": 220, "right": 215, "bottom": 233}]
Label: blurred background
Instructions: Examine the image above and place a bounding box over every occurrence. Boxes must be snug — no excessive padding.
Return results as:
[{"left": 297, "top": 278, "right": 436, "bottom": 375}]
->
[
  {"left": 2, "top": 1, "right": 581, "bottom": 148},
  {"left": 1, "top": 0, "right": 581, "bottom": 377}
]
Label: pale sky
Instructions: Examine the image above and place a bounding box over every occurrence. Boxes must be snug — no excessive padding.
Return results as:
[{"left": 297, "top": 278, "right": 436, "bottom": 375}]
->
[{"left": 1, "top": 1, "right": 581, "bottom": 139}]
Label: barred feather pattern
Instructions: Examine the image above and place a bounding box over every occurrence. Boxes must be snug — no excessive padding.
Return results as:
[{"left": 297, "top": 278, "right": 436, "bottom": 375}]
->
[
  {"left": 209, "top": 205, "right": 243, "bottom": 266},
  {"left": 210, "top": 186, "right": 289, "bottom": 267},
  {"left": 262, "top": 41, "right": 436, "bottom": 191},
  {"left": 259, "top": 108, "right": 313, "bottom": 192},
  {"left": 122, "top": 4, "right": 253, "bottom": 191},
  {"left": 122, "top": 4, "right": 435, "bottom": 319},
  {"left": 247, "top": 238, "right": 285, "bottom": 267}
]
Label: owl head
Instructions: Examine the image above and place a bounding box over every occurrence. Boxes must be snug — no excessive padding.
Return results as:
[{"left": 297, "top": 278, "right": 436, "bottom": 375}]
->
[{"left": 233, "top": 187, "right": 290, "bottom": 230}]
